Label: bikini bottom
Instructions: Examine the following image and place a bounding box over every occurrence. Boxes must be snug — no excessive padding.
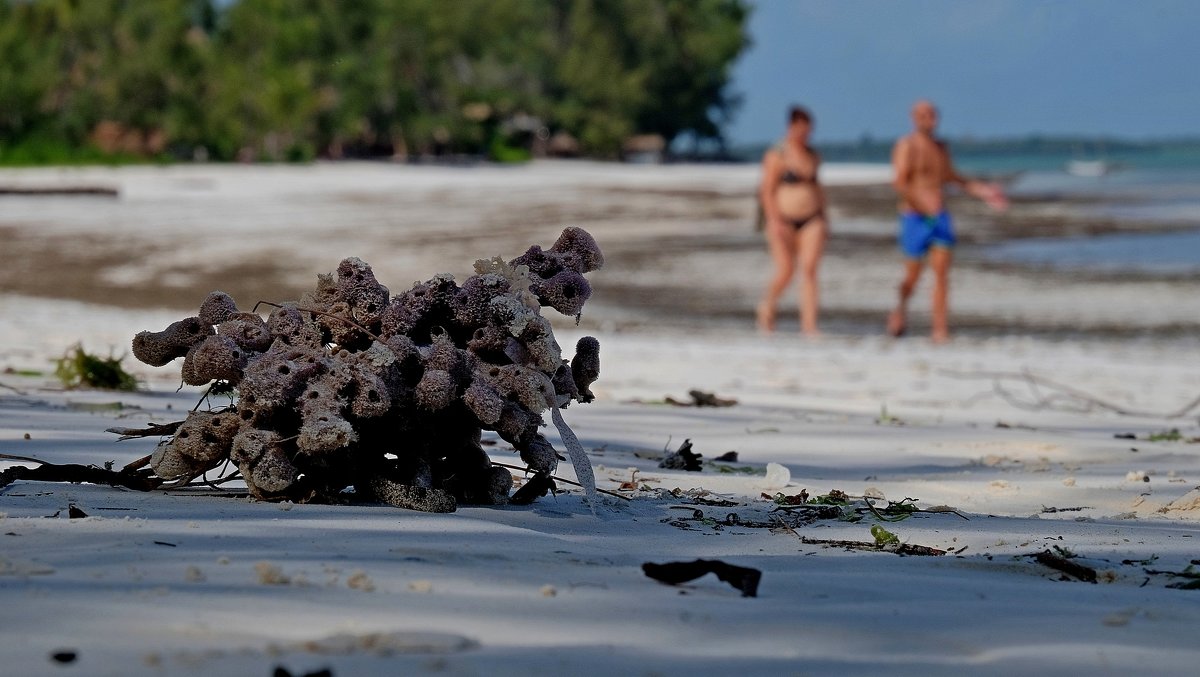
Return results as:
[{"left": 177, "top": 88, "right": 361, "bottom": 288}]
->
[{"left": 785, "top": 210, "right": 825, "bottom": 231}]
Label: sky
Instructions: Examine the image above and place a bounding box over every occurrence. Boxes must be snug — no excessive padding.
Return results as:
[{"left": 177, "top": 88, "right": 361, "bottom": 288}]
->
[{"left": 725, "top": 0, "right": 1200, "bottom": 145}]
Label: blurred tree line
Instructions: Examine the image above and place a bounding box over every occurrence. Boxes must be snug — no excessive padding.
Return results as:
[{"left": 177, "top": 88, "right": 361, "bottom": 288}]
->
[{"left": 0, "top": 0, "right": 749, "bottom": 163}]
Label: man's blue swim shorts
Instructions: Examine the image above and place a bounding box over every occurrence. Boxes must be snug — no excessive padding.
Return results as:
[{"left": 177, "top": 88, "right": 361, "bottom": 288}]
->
[{"left": 898, "top": 211, "right": 956, "bottom": 259}]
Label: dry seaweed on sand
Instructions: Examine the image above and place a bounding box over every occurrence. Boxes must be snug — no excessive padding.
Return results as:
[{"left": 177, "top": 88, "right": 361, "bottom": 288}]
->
[
  {"left": 54, "top": 343, "right": 139, "bottom": 391},
  {"left": 36, "top": 228, "right": 608, "bottom": 512}
]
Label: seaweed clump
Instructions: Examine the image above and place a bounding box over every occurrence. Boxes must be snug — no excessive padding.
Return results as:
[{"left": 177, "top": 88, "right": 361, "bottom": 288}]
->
[{"left": 130, "top": 228, "right": 604, "bottom": 512}]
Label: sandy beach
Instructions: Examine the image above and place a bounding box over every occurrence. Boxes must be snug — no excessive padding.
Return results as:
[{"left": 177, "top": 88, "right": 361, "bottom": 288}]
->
[{"left": 2, "top": 162, "right": 1199, "bottom": 676}]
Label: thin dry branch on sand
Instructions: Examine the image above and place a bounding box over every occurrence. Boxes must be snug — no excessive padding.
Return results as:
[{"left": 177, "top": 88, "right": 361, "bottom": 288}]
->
[
  {"left": 799, "top": 535, "right": 948, "bottom": 557},
  {"left": 0, "top": 453, "right": 161, "bottom": 492},
  {"left": 940, "top": 368, "right": 1200, "bottom": 419},
  {"left": 105, "top": 421, "right": 186, "bottom": 441}
]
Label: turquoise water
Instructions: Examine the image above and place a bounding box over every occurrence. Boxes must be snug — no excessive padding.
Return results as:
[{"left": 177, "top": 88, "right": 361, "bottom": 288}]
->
[
  {"left": 962, "top": 152, "right": 1200, "bottom": 273},
  {"left": 985, "top": 229, "right": 1200, "bottom": 274}
]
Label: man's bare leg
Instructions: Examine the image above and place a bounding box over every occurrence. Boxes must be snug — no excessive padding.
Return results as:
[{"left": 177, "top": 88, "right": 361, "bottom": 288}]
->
[
  {"left": 758, "top": 226, "right": 797, "bottom": 332},
  {"left": 797, "top": 218, "right": 827, "bottom": 337},
  {"left": 888, "top": 259, "right": 923, "bottom": 337},
  {"left": 928, "top": 247, "right": 952, "bottom": 342}
]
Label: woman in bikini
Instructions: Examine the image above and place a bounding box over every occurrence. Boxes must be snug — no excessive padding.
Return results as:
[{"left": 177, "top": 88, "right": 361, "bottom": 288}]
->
[{"left": 757, "top": 106, "right": 828, "bottom": 337}]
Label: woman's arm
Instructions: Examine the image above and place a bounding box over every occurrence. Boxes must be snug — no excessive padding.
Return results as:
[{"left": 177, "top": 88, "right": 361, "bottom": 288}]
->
[
  {"left": 759, "top": 149, "right": 784, "bottom": 225},
  {"left": 814, "top": 150, "right": 828, "bottom": 213}
]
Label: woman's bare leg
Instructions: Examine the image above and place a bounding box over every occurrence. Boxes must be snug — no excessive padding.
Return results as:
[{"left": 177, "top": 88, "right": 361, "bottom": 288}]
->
[
  {"left": 797, "top": 218, "right": 827, "bottom": 337},
  {"left": 758, "top": 224, "right": 796, "bottom": 332},
  {"left": 928, "top": 246, "right": 952, "bottom": 342},
  {"left": 888, "top": 258, "right": 924, "bottom": 337}
]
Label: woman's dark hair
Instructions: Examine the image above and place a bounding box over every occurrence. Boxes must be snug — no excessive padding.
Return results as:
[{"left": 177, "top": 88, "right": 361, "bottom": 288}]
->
[{"left": 788, "top": 106, "right": 812, "bottom": 125}]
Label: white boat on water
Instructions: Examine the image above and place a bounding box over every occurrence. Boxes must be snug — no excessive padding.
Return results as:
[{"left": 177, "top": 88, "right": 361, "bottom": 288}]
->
[{"left": 1065, "top": 159, "right": 1113, "bottom": 177}]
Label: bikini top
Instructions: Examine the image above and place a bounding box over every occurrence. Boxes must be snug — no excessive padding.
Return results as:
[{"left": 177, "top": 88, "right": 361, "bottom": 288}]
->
[
  {"left": 775, "top": 144, "right": 818, "bottom": 184},
  {"left": 780, "top": 168, "right": 817, "bottom": 184}
]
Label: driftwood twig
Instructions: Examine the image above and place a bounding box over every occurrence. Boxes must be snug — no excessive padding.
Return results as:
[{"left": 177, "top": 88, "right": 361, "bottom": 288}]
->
[
  {"left": 1032, "top": 549, "right": 1098, "bottom": 583},
  {"left": 106, "top": 421, "right": 186, "bottom": 441},
  {"left": 0, "top": 460, "right": 162, "bottom": 492},
  {"left": 940, "top": 368, "right": 1200, "bottom": 419}
]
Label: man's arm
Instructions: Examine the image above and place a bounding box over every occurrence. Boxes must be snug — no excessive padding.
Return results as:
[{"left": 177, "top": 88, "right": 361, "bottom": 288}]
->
[
  {"left": 891, "top": 137, "right": 912, "bottom": 202},
  {"left": 944, "top": 144, "right": 1009, "bottom": 212}
]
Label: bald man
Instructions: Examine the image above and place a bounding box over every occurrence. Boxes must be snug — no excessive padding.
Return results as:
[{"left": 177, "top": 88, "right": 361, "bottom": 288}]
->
[{"left": 887, "top": 100, "right": 1008, "bottom": 342}]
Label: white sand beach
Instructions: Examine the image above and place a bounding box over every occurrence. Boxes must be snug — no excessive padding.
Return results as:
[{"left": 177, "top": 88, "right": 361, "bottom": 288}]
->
[{"left": 2, "top": 162, "right": 1199, "bottom": 676}]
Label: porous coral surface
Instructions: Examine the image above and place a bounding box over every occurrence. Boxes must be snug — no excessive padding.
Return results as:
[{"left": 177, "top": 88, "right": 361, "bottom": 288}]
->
[{"left": 134, "top": 229, "right": 603, "bottom": 511}]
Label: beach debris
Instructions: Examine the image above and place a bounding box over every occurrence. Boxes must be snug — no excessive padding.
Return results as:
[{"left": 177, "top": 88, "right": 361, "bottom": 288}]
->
[
  {"left": 273, "top": 667, "right": 333, "bottom": 677},
  {"left": 0, "top": 453, "right": 159, "bottom": 492},
  {"left": 54, "top": 343, "right": 138, "bottom": 391},
  {"left": 664, "top": 389, "right": 738, "bottom": 407},
  {"left": 642, "top": 559, "right": 762, "bottom": 597},
  {"left": 766, "top": 490, "right": 968, "bottom": 524},
  {"left": 49, "top": 649, "right": 78, "bottom": 665},
  {"left": 1039, "top": 505, "right": 1092, "bottom": 513},
  {"left": 799, "top": 535, "right": 947, "bottom": 557},
  {"left": 871, "top": 524, "right": 899, "bottom": 547},
  {"left": 509, "top": 473, "right": 557, "bottom": 505},
  {"left": 1031, "top": 548, "right": 1098, "bottom": 583},
  {"left": 713, "top": 451, "right": 739, "bottom": 462},
  {"left": 111, "top": 228, "right": 604, "bottom": 511},
  {"left": 761, "top": 462, "right": 790, "bottom": 489},
  {"left": 659, "top": 438, "right": 703, "bottom": 471},
  {"left": 1145, "top": 564, "right": 1200, "bottom": 590}
]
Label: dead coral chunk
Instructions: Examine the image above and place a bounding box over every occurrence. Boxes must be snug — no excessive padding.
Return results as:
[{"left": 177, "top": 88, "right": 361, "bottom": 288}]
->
[
  {"left": 487, "top": 364, "right": 554, "bottom": 413},
  {"left": 132, "top": 317, "right": 212, "bottom": 367},
  {"left": 368, "top": 476, "right": 456, "bottom": 513},
  {"left": 150, "top": 410, "right": 242, "bottom": 480},
  {"left": 380, "top": 274, "right": 459, "bottom": 340},
  {"left": 198, "top": 291, "right": 239, "bottom": 326},
  {"left": 127, "top": 227, "right": 606, "bottom": 511},
  {"left": 218, "top": 313, "right": 273, "bottom": 353},
  {"left": 495, "top": 401, "right": 541, "bottom": 447},
  {"left": 415, "top": 369, "right": 457, "bottom": 412},
  {"left": 519, "top": 434, "right": 560, "bottom": 476},
  {"left": 530, "top": 270, "right": 592, "bottom": 317},
  {"left": 549, "top": 226, "right": 605, "bottom": 274},
  {"left": 336, "top": 257, "right": 390, "bottom": 326},
  {"left": 237, "top": 344, "right": 325, "bottom": 418},
  {"left": 183, "top": 335, "right": 249, "bottom": 385},
  {"left": 266, "top": 305, "right": 324, "bottom": 349},
  {"left": 231, "top": 428, "right": 298, "bottom": 496},
  {"left": 297, "top": 398, "right": 357, "bottom": 455},
  {"left": 463, "top": 379, "right": 504, "bottom": 425},
  {"left": 455, "top": 273, "right": 513, "bottom": 327},
  {"left": 349, "top": 369, "right": 390, "bottom": 419},
  {"left": 571, "top": 336, "right": 600, "bottom": 403}
]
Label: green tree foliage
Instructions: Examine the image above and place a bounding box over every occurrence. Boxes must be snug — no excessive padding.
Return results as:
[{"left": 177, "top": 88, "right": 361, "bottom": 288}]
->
[{"left": 0, "top": 0, "right": 749, "bottom": 162}]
